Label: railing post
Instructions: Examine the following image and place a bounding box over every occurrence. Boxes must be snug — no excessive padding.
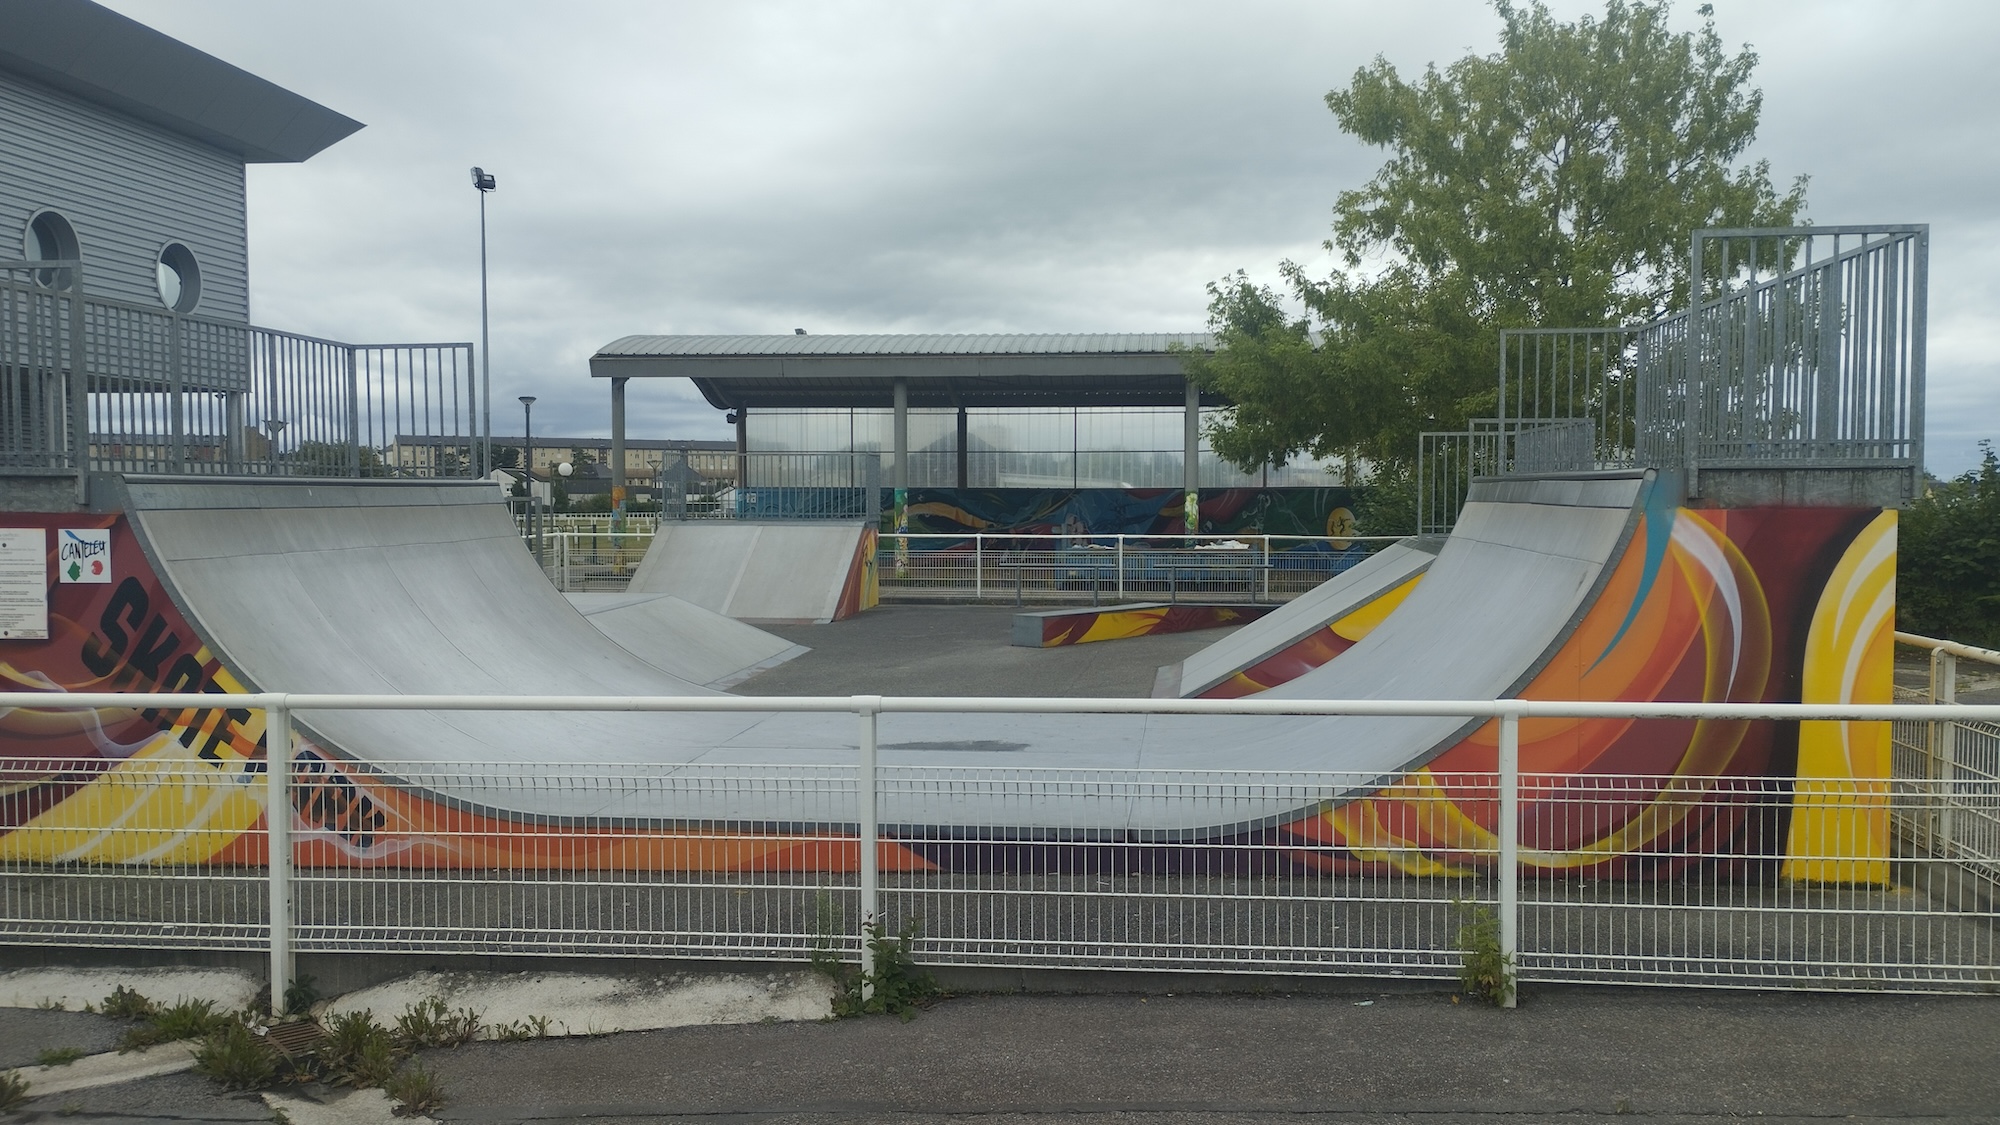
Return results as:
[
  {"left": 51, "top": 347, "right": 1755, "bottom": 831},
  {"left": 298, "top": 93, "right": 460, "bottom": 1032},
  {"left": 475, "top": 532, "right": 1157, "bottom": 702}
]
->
[
  {"left": 1497, "top": 706, "right": 1521, "bottom": 1009},
  {"left": 855, "top": 696, "right": 881, "bottom": 1001},
  {"left": 974, "top": 535, "right": 983, "bottom": 600},
  {"left": 1937, "top": 649, "right": 1958, "bottom": 853},
  {"left": 1117, "top": 535, "right": 1125, "bottom": 601},
  {"left": 345, "top": 346, "right": 360, "bottom": 478},
  {"left": 266, "top": 698, "right": 294, "bottom": 1015}
]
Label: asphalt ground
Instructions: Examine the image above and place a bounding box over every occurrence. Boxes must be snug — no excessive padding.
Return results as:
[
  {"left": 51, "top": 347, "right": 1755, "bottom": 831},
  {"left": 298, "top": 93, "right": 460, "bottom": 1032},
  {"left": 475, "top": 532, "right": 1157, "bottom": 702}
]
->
[
  {"left": 734, "top": 605, "right": 1233, "bottom": 698},
  {"left": 6, "top": 987, "right": 2000, "bottom": 1124}
]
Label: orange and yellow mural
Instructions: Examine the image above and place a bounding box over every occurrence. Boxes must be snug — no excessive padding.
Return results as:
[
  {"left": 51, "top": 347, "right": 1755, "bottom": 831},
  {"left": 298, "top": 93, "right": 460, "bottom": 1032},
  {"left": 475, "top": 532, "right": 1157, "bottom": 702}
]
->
[{"left": 0, "top": 494, "right": 1894, "bottom": 881}]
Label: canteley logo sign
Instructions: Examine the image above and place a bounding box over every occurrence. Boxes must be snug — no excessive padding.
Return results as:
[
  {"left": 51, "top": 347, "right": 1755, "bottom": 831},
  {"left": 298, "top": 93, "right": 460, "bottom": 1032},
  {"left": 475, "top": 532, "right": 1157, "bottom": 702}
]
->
[{"left": 59, "top": 528, "right": 112, "bottom": 584}]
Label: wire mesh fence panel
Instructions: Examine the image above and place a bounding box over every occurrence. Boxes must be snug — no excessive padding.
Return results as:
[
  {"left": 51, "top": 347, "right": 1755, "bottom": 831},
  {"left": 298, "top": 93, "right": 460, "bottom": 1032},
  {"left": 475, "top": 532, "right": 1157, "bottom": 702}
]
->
[
  {"left": 285, "top": 762, "right": 864, "bottom": 962},
  {"left": 1518, "top": 773, "right": 1999, "bottom": 991},
  {"left": 543, "top": 531, "right": 655, "bottom": 591},
  {"left": 875, "top": 767, "right": 1496, "bottom": 979},
  {"left": 0, "top": 757, "right": 268, "bottom": 951},
  {"left": 877, "top": 535, "right": 1386, "bottom": 604}
]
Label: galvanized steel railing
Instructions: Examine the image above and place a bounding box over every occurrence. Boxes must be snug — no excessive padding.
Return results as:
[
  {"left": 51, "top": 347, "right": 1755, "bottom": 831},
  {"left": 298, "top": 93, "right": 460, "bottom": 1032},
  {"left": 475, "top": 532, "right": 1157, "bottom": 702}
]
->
[
  {"left": 0, "top": 261, "right": 479, "bottom": 479},
  {"left": 1412, "top": 225, "right": 1931, "bottom": 532},
  {"left": 1486, "top": 225, "right": 1926, "bottom": 487}
]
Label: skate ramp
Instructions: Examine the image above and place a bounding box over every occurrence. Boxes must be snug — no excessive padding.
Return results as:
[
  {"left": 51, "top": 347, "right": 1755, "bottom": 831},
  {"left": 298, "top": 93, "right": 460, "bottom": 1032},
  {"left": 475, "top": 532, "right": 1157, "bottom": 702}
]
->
[
  {"left": 1161, "top": 540, "right": 1438, "bottom": 698},
  {"left": 565, "top": 592, "right": 807, "bottom": 688},
  {"left": 625, "top": 521, "right": 876, "bottom": 624},
  {"left": 104, "top": 473, "right": 1646, "bottom": 832}
]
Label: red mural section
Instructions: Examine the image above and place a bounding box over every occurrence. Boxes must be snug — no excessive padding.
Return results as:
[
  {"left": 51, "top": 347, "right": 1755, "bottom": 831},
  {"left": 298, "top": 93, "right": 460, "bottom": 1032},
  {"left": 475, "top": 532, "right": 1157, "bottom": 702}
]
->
[{"left": 1289, "top": 505, "right": 1893, "bottom": 878}]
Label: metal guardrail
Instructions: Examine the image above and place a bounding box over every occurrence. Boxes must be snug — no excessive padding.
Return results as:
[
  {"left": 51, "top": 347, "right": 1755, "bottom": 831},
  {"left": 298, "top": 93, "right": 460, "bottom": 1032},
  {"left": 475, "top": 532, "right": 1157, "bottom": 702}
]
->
[
  {"left": 1418, "top": 226, "right": 1929, "bottom": 533},
  {"left": 877, "top": 533, "right": 1392, "bottom": 604},
  {"left": 525, "top": 529, "right": 1385, "bottom": 599},
  {"left": 4, "top": 691, "right": 1997, "bottom": 1012},
  {"left": 2, "top": 260, "right": 479, "bottom": 479},
  {"left": 1891, "top": 632, "right": 2000, "bottom": 888}
]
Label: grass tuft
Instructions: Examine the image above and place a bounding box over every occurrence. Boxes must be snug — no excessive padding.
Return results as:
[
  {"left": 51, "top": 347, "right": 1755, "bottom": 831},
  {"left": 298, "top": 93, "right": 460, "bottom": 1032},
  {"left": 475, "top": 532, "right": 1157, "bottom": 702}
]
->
[
  {"left": 384, "top": 1063, "right": 447, "bottom": 1115},
  {"left": 35, "top": 1047, "right": 87, "bottom": 1068}
]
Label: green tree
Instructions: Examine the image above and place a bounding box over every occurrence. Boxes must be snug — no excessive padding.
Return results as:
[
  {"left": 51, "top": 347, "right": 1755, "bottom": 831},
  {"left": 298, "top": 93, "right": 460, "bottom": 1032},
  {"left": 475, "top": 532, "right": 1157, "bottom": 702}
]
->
[
  {"left": 1899, "top": 443, "right": 2000, "bottom": 649},
  {"left": 1184, "top": 0, "right": 1805, "bottom": 482}
]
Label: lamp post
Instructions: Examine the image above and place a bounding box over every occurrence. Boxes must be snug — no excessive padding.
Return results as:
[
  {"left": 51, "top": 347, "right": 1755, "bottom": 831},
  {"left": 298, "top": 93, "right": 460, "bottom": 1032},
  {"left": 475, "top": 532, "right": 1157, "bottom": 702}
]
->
[
  {"left": 520, "top": 395, "right": 539, "bottom": 569},
  {"left": 472, "top": 166, "right": 496, "bottom": 474}
]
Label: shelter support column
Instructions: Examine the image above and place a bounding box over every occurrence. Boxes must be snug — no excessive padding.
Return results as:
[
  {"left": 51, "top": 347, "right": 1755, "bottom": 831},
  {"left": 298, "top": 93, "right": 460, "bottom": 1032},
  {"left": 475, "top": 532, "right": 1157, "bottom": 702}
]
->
[
  {"left": 956, "top": 406, "right": 968, "bottom": 489},
  {"left": 734, "top": 406, "right": 748, "bottom": 496},
  {"left": 1183, "top": 376, "right": 1200, "bottom": 537},
  {"left": 894, "top": 378, "right": 909, "bottom": 576},
  {"left": 609, "top": 377, "right": 627, "bottom": 515}
]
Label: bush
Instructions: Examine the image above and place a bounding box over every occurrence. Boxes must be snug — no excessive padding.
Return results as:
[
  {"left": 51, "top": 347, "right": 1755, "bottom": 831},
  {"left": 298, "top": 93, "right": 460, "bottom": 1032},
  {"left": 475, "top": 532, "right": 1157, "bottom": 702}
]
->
[
  {"left": 1900, "top": 442, "right": 2000, "bottom": 649},
  {"left": 190, "top": 1022, "right": 277, "bottom": 1091}
]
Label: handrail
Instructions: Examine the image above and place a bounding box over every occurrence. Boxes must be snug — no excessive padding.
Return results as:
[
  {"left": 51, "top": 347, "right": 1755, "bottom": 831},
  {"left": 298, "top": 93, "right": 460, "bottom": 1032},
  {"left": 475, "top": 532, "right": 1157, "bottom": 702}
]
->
[
  {"left": 1894, "top": 631, "right": 2000, "bottom": 668},
  {"left": 15, "top": 691, "right": 1999, "bottom": 723}
]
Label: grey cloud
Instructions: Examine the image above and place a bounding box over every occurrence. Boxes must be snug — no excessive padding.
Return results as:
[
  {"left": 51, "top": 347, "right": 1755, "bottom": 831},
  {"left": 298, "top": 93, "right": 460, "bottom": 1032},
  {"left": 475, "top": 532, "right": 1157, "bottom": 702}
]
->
[{"left": 102, "top": 0, "right": 2000, "bottom": 469}]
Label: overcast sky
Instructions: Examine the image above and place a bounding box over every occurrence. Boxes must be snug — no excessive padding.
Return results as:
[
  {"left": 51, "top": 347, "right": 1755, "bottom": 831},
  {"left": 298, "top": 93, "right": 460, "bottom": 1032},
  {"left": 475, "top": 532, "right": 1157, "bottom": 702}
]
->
[{"left": 99, "top": 0, "right": 2000, "bottom": 476}]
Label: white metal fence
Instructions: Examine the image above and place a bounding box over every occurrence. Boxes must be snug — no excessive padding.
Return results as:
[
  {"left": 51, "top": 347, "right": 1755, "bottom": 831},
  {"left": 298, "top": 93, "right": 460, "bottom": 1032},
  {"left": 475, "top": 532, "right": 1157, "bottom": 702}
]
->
[
  {"left": 4, "top": 692, "right": 1997, "bottom": 1013},
  {"left": 524, "top": 528, "right": 1387, "bottom": 601},
  {"left": 877, "top": 534, "right": 1393, "bottom": 604},
  {"left": 1891, "top": 633, "right": 2000, "bottom": 888}
]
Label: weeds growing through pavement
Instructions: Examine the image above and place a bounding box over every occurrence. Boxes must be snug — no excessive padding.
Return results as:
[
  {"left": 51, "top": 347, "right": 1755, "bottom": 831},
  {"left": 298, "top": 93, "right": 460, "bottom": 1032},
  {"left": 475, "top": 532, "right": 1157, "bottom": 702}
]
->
[
  {"left": 120, "top": 998, "right": 233, "bottom": 1051},
  {"left": 384, "top": 1063, "right": 448, "bottom": 1115},
  {"left": 0, "top": 1070, "right": 29, "bottom": 1111},
  {"left": 35, "top": 1048, "right": 86, "bottom": 1067},
  {"left": 190, "top": 1022, "right": 278, "bottom": 1091},
  {"left": 816, "top": 921, "right": 941, "bottom": 1021},
  {"left": 1452, "top": 901, "right": 1514, "bottom": 1006}
]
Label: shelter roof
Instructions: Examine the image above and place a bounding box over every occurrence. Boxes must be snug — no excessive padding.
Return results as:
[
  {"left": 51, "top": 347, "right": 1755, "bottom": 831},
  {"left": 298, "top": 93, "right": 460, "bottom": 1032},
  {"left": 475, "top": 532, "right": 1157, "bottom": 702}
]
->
[
  {"left": 0, "top": 0, "right": 363, "bottom": 163},
  {"left": 589, "top": 333, "right": 1224, "bottom": 409}
]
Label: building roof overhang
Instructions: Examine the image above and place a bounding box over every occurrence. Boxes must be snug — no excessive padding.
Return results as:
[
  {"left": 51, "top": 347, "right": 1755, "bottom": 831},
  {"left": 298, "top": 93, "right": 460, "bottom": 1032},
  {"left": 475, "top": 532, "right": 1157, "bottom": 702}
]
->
[
  {"left": 0, "top": 0, "right": 363, "bottom": 162},
  {"left": 588, "top": 333, "right": 1228, "bottom": 409}
]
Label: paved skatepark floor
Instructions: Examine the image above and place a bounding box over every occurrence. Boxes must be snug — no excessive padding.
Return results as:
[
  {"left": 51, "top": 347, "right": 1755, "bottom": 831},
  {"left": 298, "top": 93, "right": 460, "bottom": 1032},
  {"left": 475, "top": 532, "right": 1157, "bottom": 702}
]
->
[
  {"left": 4, "top": 988, "right": 1999, "bottom": 1123},
  {"left": 733, "top": 605, "right": 1238, "bottom": 698}
]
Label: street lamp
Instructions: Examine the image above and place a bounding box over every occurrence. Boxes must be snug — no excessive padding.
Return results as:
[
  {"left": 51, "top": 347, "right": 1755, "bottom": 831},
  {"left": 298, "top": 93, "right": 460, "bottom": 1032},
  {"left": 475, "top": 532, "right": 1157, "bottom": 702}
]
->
[
  {"left": 519, "top": 395, "right": 539, "bottom": 568},
  {"left": 472, "top": 166, "right": 497, "bottom": 474},
  {"left": 264, "top": 419, "right": 286, "bottom": 474}
]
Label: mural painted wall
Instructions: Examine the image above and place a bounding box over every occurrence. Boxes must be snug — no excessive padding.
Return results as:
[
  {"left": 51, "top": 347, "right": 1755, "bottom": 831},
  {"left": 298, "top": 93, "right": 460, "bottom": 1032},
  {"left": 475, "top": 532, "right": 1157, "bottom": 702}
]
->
[
  {"left": 1019, "top": 603, "right": 1276, "bottom": 648},
  {"left": 0, "top": 502, "right": 1894, "bottom": 881}
]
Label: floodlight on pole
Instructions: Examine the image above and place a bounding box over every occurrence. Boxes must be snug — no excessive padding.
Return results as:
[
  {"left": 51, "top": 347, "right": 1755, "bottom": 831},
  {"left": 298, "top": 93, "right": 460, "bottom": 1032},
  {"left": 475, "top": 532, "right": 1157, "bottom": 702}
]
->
[
  {"left": 519, "top": 394, "right": 540, "bottom": 569},
  {"left": 472, "top": 166, "right": 497, "bottom": 475}
]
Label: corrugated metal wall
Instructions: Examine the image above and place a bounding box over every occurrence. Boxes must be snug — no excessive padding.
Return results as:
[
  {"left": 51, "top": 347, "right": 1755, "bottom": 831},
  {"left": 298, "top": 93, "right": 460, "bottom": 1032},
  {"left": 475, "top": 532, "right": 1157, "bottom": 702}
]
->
[{"left": 0, "top": 71, "right": 248, "bottom": 323}]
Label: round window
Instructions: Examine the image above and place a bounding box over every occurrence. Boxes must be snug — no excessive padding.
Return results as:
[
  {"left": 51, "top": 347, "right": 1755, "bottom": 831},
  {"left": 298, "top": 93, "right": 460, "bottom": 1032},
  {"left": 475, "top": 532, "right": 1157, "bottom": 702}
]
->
[
  {"left": 156, "top": 242, "right": 201, "bottom": 313},
  {"left": 23, "top": 209, "right": 79, "bottom": 289}
]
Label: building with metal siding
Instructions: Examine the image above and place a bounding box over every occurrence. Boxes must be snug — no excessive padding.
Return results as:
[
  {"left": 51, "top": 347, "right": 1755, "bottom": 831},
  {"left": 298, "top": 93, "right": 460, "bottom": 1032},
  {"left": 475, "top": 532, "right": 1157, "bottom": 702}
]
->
[
  {"left": 0, "top": 69, "right": 249, "bottom": 319},
  {"left": 0, "top": 0, "right": 361, "bottom": 321}
]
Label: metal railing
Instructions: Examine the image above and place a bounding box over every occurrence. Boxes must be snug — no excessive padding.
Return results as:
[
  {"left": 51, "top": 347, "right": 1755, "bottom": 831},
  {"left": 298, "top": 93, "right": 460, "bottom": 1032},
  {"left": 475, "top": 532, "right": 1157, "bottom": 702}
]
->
[
  {"left": 1686, "top": 227, "right": 1925, "bottom": 475},
  {"left": 1415, "top": 225, "right": 1930, "bottom": 529},
  {"left": 521, "top": 527, "right": 1384, "bottom": 600},
  {"left": 1891, "top": 632, "right": 2000, "bottom": 888},
  {"left": 876, "top": 533, "right": 1392, "bottom": 604},
  {"left": 1, "top": 261, "right": 480, "bottom": 479},
  {"left": 1416, "top": 419, "right": 1595, "bottom": 535},
  {"left": 5, "top": 691, "right": 1996, "bottom": 1011}
]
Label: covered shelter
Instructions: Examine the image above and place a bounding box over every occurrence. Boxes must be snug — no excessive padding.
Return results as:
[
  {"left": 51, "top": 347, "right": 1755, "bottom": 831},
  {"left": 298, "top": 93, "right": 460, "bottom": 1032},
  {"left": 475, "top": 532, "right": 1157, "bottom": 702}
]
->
[{"left": 587, "top": 333, "right": 1222, "bottom": 501}]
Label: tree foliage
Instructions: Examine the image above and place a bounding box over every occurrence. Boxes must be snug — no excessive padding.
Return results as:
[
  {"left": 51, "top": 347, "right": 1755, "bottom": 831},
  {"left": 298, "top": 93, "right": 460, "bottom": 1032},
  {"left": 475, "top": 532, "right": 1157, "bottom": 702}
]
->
[
  {"left": 1184, "top": 0, "right": 1806, "bottom": 478},
  {"left": 1899, "top": 443, "right": 2000, "bottom": 649}
]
